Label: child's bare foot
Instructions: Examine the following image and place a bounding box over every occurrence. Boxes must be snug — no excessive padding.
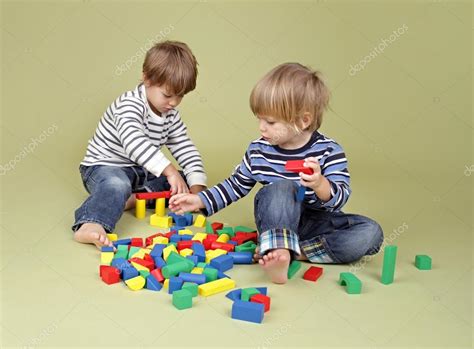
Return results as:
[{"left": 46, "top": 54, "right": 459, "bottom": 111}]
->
[
  {"left": 258, "top": 249, "right": 291, "bottom": 284},
  {"left": 253, "top": 245, "right": 263, "bottom": 263},
  {"left": 73, "top": 223, "right": 113, "bottom": 250}
]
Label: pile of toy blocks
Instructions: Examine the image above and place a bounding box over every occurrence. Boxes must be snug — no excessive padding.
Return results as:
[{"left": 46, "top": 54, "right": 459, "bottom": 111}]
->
[
  {"left": 99, "top": 212, "right": 259, "bottom": 313},
  {"left": 226, "top": 287, "right": 270, "bottom": 324}
]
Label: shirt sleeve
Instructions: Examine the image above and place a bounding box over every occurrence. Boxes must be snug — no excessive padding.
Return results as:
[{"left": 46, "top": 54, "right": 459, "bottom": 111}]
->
[
  {"left": 197, "top": 148, "right": 257, "bottom": 216},
  {"left": 166, "top": 111, "right": 207, "bottom": 187},
  {"left": 113, "top": 97, "right": 171, "bottom": 176}
]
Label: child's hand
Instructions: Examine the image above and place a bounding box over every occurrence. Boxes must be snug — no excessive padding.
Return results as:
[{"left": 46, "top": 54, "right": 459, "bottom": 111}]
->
[
  {"left": 299, "top": 157, "right": 324, "bottom": 190},
  {"left": 169, "top": 193, "right": 205, "bottom": 215},
  {"left": 163, "top": 164, "right": 189, "bottom": 195}
]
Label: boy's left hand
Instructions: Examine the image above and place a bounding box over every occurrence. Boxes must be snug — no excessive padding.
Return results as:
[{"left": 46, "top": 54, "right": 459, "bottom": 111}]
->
[{"left": 299, "top": 157, "right": 324, "bottom": 190}]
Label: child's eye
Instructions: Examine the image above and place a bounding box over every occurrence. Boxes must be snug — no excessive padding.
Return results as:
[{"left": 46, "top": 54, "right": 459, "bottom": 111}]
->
[
  {"left": 163, "top": 93, "right": 171, "bottom": 98},
  {"left": 267, "top": 121, "right": 275, "bottom": 125}
]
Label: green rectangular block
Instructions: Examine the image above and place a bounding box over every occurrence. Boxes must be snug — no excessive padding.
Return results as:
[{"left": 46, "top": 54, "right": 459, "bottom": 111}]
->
[
  {"left": 182, "top": 282, "right": 198, "bottom": 297},
  {"left": 234, "top": 225, "right": 256, "bottom": 233},
  {"left": 217, "top": 227, "right": 235, "bottom": 237},
  {"left": 415, "top": 255, "right": 432, "bottom": 270},
  {"left": 381, "top": 245, "right": 398, "bottom": 285},
  {"left": 241, "top": 287, "right": 260, "bottom": 301}
]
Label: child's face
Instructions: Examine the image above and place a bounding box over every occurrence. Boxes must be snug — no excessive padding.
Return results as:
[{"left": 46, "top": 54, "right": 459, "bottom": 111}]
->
[
  {"left": 257, "top": 114, "right": 310, "bottom": 149},
  {"left": 144, "top": 81, "right": 183, "bottom": 115}
]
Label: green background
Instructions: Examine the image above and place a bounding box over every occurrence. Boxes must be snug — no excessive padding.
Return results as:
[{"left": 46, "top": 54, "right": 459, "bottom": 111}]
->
[{"left": 1, "top": 1, "right": 472, "bottom": 348}]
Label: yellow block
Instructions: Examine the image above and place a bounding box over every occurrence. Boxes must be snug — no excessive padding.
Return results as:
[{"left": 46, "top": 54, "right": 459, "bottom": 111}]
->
[
  {"left": 163, "top": 279, "right": 169, "bottom": 290},
  {"left": 135, "top": 199, "right": 146, "bottom": 219},
  {"left": 216, "top": 233, "right": 229, "bottom": 243},
  {"left": 180, "top": 248, "right": 193, "bottom": 257},
  {"left": 130, "top": 261, "right": 149, "bottom": 272},
  {"left": 100, "top": 252, "right": 114, "bottom": 265},
  {"left": 150, "top": 214, "right": 172, "bottom": 228},
  {"left": 155, "top": 198, "right": 166, "bottom": 216},
  {"left": 163, "top": 244, "right": 178, "bottom": 261},
  {"left": 152, "top": 236, "right": 169, "bottom": 245},
  {"left": 125, "top": 276, "right": 145, "bottom": 291},
  {"left": 191, "top": 232, "right": 207, "bottom": 242},
  {"left": 198, "top": 278, "right": 236, "bottom": 297},
  {"left": 205, "top": 249, "right": 227, "bottom": 263},
  {"left": 191, "top": 267, "right": 203, "bottom": 274},
  {"left": 194, "top": 214, "right": 206, "bottom": 228},
  {"left": 130, "top": 249, "right": 146, "bottom": 259},
  {"left": 178, "top": 229, "right": 193, "bottom": 236},
  {"left": 106, "top": 233, "right": 118, "bottom": 241}
]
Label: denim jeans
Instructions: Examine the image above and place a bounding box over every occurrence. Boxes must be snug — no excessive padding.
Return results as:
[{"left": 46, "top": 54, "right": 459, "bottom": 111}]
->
[
  {"left": 72, "top": 165, "right": 178, "bottom": 233},
  {"left": 254, "top": 180, "right": 384, "bottom": 263}
]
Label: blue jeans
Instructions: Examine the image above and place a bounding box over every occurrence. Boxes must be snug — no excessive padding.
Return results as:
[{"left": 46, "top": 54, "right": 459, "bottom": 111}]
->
[
  {"left": 254, "top": 180, "right": 384, "bottom": 263},
  {"left": 72, "top": 165, "right": 178, "bottom": 233}
]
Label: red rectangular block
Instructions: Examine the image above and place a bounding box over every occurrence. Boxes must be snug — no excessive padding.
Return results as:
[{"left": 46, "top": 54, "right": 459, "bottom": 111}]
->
[
  {"left": 285, "top": 160, "right": 314, "bottom": 175},
  {"left": 131, "top": 238, "right": 143, "bottom": 247},
  {"left": 177, "top": 240, "right": 194, "bottom": 251},
  {"left": 130, "top": 258, "right": 154, "bottom": 270},
  {"left": 250, "top": 294, "right": 271, "bottom": 312},
  {"left": 303, "top": 266, "right": 323, "bottom": 282},
  {"left": 135, "top": 191, "right": 171, "bottom": 200},
  {"left": 234, "top": 232, "right": 258, "bottom": 244},
  {"left": 151, "top": 268, "right": 165, "bottom": 282},
  {"left": 210, "top": 241, "right": 235, "bottom": 252},
  {"left": 100, "top": 266, "right": 120, "bottom": 285}
]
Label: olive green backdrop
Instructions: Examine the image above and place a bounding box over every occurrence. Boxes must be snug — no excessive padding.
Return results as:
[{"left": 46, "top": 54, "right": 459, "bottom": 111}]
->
[{"left": 1, "top": 1, "right": 472, "bottom": 348}]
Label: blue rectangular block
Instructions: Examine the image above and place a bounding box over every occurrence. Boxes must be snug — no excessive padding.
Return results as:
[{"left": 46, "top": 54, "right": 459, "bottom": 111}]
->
[
  {"left": 178, "top": 272, "right": 206, "bottom": 284},
  {"left": 232, "top": 300, "right": 264, "bottom": 323},
  {"left": 113, "top": 238, "right": 131, "bottom": 247},
  {"left": 186, "top": 255, "right": 198, "bottom": 266},
  {"left": 228, "top": 252, "right": 253, "bottom": 264},
  {"left": 153, "top": 256, "right": 167, "bottom": 268},
  {"left": 192, "top": 242, "right": 206, "bottom": 263},
  {"left": 101, "top": 246, "right": 114, "bottom": 252},
  {"left": 180, "top": 235, "right": 193, "bottom": 241},
  {"left": 170, "top": 234, "right": 182, "bottom": 243},
  {"left": 122, "top": 266, "right": 139, "bottom": 281},
  {"left": 210, "top": 254, "right": 234, "bottom": 272},
  {"left": 169, "top": 277, "right": 184, "bottom": 294},
  {"left": 150, "top": 244, "right": 166, "bottom": 258},
  {"left": 146, "top": 274, "right": 163, "bottom": 291}
]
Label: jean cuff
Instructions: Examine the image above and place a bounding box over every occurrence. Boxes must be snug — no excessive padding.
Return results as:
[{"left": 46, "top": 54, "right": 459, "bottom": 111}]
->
[
  {"left": 258, "top": 228, "right": 301, "bottom": 257},
  {"left": 71, "top": 219, "right": 114, "bottom": 234},
  {"left": 299, "top": 236, "right": 336, "bottom": 263}
]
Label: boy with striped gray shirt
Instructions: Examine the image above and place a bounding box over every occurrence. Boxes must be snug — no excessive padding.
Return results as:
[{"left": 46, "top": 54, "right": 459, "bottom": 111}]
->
[{"left": 72, "top": 41, "right": 206, "bottom": 249}]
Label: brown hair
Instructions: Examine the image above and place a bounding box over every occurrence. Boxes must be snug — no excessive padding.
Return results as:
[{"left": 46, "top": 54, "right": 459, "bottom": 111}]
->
[
  {"left": 142, "top": 40, "right": 198, "bottom": 96},
  {"left": 249, "top": 63, "right": 330, "bottom": 132}
]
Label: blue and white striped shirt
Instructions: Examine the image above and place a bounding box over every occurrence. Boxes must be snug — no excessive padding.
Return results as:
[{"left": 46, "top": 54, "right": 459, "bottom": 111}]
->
[{"left": 198, "top": 131, "right": 351, "bottom": 215}]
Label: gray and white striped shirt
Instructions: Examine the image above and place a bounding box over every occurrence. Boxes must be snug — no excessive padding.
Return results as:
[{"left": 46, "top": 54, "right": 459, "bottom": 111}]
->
[{"left": 81, "top": 83, "right": 206, "bottom": 186}]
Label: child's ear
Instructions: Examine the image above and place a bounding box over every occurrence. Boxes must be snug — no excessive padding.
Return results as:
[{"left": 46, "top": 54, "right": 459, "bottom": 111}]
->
[
  {"left": 302, "top": 112, "right": 313, "bottom": 130},
  {"left": 142, "top": 72, "right": 149, "bottom": 86}
]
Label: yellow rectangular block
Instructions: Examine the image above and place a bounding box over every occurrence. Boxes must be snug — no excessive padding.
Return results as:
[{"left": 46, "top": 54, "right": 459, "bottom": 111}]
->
[
  {"left": 191, "top": 232, "right": 207, "bottom": 242},
  {"left": 130, "top": 261, "right": 149, "bottom": 271},
  {"left": 193, "top": 214, "right": 206, "bottom": 228},
  {"left": 191, "top": 267, "right": 204, "bottom": 274},
  {"left": 178, "top": 229, "right": 193, "bottom": 236},
  {"left": 150, "top": 214, "right": 172, "bottom": 228},
  {"left": 100, "top": 252, "right": 114, "bottom": 265},
  {"left": 152, "top": 236, "right": 169, "bottom": 245},
  {"left": 180, "top": 248, "right": 194, "bottom": 257},
  {"left": 216, "top": 233, "right": 229, "bottom": 243},
  {"left": 155, "top": 198, "right": 166, "bottom": 216},
  {"left": 106, "top": 233, "right": 118, "bottom": 241},
  {"left": 198, "top": 278, "right": 236, "bottom": 297},
  {"left": 136, "top": 199, "right": 146, "bottom": 219},
  {"left": 163, "top": 244, "right": 178, "bottom": 261}
]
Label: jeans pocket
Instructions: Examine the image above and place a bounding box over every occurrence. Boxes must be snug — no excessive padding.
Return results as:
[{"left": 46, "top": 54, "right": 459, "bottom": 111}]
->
[
  {"left": 330, "top": 213, "right": 352, "bottom": 231},
  {"left": 79, "top": 165, "right": 99, "bottom": 192}
]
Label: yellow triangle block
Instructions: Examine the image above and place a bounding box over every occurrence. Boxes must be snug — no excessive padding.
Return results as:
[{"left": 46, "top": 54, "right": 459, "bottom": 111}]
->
[
  {"left": 125, "top": 276, "right": 145, "bottom": 291},
  {"left": 191, "top": 232, "right": 207, "bottom": 242},
  {"left": 216, "top": 233, "right": 229, "bottom": 243},
  {"left": 193, "top": 214, "right": 206, "bottom": 227},
  {"left": 130, "top": 261, "right": 149, "bottom": 272},
  {"left": 180, "top": 248, "right": 194, "bottom": 257},
  {"left": 163, "top": 244, "right": 178, "bottom": 261}
]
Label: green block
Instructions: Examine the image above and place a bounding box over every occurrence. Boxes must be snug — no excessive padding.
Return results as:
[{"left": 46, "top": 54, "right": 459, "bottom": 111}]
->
[
  {"left": 202, "top": 267, "right": 218, "bottom": 282},
  {"left": 162, "top": 261, "right": 193, "bottom": 279},
  {"left": 197, "top": 262, "right": 208, "bottom": 268},
  {"left": 381, "top": 245, "right": 398, "bottom": 285},
  {"left": 235, "top": 241, "right": 257, "bottom": 253},
  {"left": 182, "top": 282, "right": 198, "bottom": 297},
  {"left": 339, "top": 272, "right": 362, "bottom": 294},
  {"left": 415, "top": 255, "right": 432, "bottom": 270},
  {"left": 217, "top": 227, "right": 235, "bottom": 238},
  {"left": 114, "top": 245, "right": 128, "bottom": 259},
  {"left": 127, "top": 246, "right": 140, "bottom": 259},
  {"left": 139, "top": 270, "right": 150, "bottom": 278},
  {"left": 287, "top": 260, "right": 302, "bottom": 279},
  {"left": 172, "top": 289, "right": 192, "bottom": 310},
  {"left": 234, "top": 225, "right": 255, "bottom": 233},
  {"left": 241, "top": 287, "right": 260, "bottom": 301},
  {"left": 205, "top": 222, "right": 214, "bottom": 234},
  {"left": 167, "top": 252, "right": 194, "bottom": 269}
]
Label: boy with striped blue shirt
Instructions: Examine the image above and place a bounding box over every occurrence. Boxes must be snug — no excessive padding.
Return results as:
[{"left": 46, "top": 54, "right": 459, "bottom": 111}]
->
[
  {"left": 72, "top": 41, "right": 207, "bottom": 249},
  {"left": 170, "top": 63, "right": 383, "bottom": 284}
]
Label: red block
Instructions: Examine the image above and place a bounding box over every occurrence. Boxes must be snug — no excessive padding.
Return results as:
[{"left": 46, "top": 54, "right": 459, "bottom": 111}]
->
[
  {"left": 211, "top": 222, "right": 224, "bottom": 233},
  {"left": 203, "top": 234, "right": 219, "bottom": 250},
  {"left": 131, "top": 238, "right": 143, "bottom": 247},
  {"left": 285, "top": 160, "right": 314, "bottom": 175},
  {"left": 210, "top": 241, "right": 234, "bottom": 252},
  {"left": 135, "top": 191, "right": 171, "bottom": 200},
  {"left": 151, "top": 268, "right": 165, "bottom": 282},
  {"left": 145, "top": 233, "right": 165, "bottom": 246},
  {"left": 165, "top": 231, "right": 176, "bottom": 239},
  {"left": 143, "top": 254, "right": 154, "bottom": 262},
  {"left": 177, "top": 240, "right": 194, "bottom": 251},
  {"left": 250, "top": 294, "right": 271, "bottom": 312},
  {"left": 234, "top": 232, "right": 258, "bottom": 244},
  {"left": 130, "top": 258, "right": 154, "bottom": 270},
  {"left": 100, "top": 266, "right": 120, "bottom": 285},
  {"left": 303, "top": 266, "right": 323, "bottom": 282}
]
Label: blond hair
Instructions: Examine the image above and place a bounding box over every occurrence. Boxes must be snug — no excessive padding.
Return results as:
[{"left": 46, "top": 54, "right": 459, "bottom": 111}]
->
[
  {"left": 250, "top": 63, "right": 330, "bottom": 132},
  {"left": 142, "top": 41, "right": 198, "bottom": 96}
]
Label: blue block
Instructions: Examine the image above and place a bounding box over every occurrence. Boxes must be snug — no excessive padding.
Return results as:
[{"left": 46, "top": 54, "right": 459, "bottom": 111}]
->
[
  {"left": 217, "top": 271, "right": 231, "bottom": 279},
  {"left": 296, "top": 185, "right": 306, "bottom": 202},
  {"left": 178, "top": 272, "right": 207, "bottom": 285},
  {"left": 153, "top": 256, "right": 167, "bottom": 268},
  {"left": 101, "top": 246, "right": 114, "bottom": 252},
  {"left": 192, "top": 243, "right": 206, "bottom": 263},
  {"left": 169, "top": 277, "right": 184, "bottom": 294},
  {"left": 170, "top": 225, "right": 186, "bottom": 232},
  {"left": 226, "top": 289, "right": 242, "bottom": 301},
  {"left": 186, "top": 255, "right": 198, "bottom": 266},
  {"left": 210, "top": 254, "right": 234, "bottom": 272},
  {"left": 146, "top": 275, "right": 163, "bottom": 291},
  {"left": 122, "top": 266, "right": 139, "bottom": 281},
  {"left": 113, "top": 238, "right": 131, "bottom": 247},
  {"left": 228, "top": 252, "right": 253, "bottom": 264},
  {"left": 150, "top": 244, "right": 166, "bottom": 258},
  {"left": 111, "top": 258, "right": 131, "bottom": 275},
  {"left": 256, "top": 287, "right": 268, "bottom": 295},
  {"left": 228, "top": 240, "right": 238, "bottom": 246},
  {"left": 170, "top": 234, "right": 182, "bottom": 243},
  {"left": 232, "top": 300, "right": 264, "bottom": 324},
  {"left": 184, "top": 213, "right": 193, "bottom": 226},
  {"left": 169, "top": 212, "right": 179, "bottom": 222},
  {"left": 181, "top": 234, "right": 193, "bottom": 241},
  {"left": 175, "top": 215, "right": 188, "bottom": 227}
]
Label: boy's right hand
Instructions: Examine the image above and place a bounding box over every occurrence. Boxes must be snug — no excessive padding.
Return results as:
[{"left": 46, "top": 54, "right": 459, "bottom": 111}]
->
[
  {"left": 163, "top": 164, "right": 189, "bottom": 195},
  {"left": 169, "top": 193, "right": 205, "bottom": 215}
]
